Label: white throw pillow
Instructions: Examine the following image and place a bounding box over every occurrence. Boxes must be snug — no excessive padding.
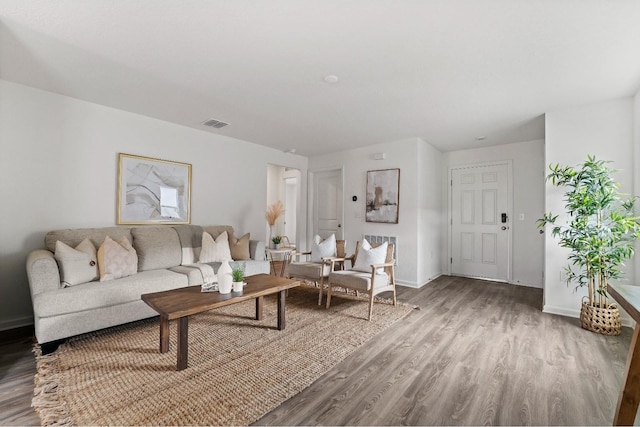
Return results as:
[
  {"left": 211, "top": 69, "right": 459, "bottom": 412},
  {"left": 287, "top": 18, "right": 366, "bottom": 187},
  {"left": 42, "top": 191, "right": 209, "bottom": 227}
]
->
[
  {"left": 353, "top": 239, "right": 388, "bottom": 273},
  {"left": 310, "top": 234, "right": 337, "bottom": 262},
  {"left": 97, "top": 236, "right": 138, "bottom": 282},
  {"left": 199, "top": 231, "right": 232, "bottom": 263},
  {"left": 54, "top": 238, "right": 99, "bottom": 287}
]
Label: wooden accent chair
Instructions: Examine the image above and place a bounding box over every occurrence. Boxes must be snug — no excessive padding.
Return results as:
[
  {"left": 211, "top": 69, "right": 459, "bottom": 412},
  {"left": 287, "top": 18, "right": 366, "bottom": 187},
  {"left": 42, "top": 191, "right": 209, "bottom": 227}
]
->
[
  {"left": 326, "top": 241, "right": 396, "bottom": 321},
  {"left": 288, "top": 239, "right": 346, "bottom": 305}
]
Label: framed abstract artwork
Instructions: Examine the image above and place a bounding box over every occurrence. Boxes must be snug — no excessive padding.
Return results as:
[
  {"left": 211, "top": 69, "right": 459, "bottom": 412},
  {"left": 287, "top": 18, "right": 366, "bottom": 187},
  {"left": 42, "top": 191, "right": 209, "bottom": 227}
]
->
[
  {"left": 366, "top": 168, "right": 400, "bottom": 224},
  {"left": 117, "top": 153, "right": 192, "bottom": 225}
]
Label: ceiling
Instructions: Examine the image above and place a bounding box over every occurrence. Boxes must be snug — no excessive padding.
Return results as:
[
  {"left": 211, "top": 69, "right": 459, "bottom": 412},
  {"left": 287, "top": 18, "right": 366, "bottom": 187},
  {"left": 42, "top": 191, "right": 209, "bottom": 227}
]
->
[{"left": 2, "top": 1, "right": 640, "bottom": 156}]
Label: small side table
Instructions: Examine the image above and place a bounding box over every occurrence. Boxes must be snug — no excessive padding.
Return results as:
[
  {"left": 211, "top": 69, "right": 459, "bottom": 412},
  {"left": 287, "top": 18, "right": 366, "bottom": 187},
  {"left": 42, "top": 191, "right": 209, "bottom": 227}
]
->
[{"left": 266, "top": 248, "right": 295, "bottom": 277}]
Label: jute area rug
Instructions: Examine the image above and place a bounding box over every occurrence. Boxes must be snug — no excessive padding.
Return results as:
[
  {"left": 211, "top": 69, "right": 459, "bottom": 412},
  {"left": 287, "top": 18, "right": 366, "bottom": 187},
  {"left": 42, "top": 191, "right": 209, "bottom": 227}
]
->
[{"left": 32, "top": 285, "right": 416, "bottom": 426}]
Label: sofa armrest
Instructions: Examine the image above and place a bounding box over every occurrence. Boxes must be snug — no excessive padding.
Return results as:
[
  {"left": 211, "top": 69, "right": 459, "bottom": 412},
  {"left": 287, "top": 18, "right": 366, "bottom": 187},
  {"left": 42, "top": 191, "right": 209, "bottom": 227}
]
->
[
  {"left": 26, "top": 250, "right": 61, "bottom": 296},
  {"left": 249, "top": 240, "right": 266, "bottom": 261}
]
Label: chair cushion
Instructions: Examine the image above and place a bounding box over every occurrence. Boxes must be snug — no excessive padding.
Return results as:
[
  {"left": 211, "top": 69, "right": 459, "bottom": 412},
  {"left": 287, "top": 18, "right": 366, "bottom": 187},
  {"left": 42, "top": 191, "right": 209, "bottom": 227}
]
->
[
  {"left": 353, "top": 240, "right": 388, "bottom": 273},
  {"left": 289, "top": 261, "right": 332, "bottom": 280},
  {"left": 329, "top": 270, "right": 389, "bottom": 291},
  {"left": 311, "top": 234, "right": 336, "bottom": 262}
]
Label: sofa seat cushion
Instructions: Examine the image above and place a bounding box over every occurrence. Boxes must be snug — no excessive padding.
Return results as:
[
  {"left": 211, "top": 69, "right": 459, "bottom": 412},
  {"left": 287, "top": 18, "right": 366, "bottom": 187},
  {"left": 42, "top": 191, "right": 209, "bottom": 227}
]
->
[
  {"left": 33, "top": 269, "right": 188, "bottom": 318},
  {"left": 170, "top": 263, "right": 220, "bottom": 286}
]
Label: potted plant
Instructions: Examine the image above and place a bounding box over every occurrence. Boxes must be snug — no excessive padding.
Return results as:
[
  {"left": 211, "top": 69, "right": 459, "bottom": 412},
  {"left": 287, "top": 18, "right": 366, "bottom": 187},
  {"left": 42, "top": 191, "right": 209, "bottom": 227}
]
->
[
  {"left": 231, "top": 263, "right": 245, "bottom": 293},
  {"left": 538, "top": 155, "right": 640, "bottom": 335},
  {"left": 272, "top": 235, "right": 282, "bottom": 250}
]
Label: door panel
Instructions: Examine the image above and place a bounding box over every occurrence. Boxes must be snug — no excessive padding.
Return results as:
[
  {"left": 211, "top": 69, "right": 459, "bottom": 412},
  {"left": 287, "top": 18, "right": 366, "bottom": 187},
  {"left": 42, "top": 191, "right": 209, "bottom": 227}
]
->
[
  {"left": 451, "top": 163, "right": 510, "bottom": 281},
  {"left": 313, "top": 169, "right": 343, "bottom": 239}
]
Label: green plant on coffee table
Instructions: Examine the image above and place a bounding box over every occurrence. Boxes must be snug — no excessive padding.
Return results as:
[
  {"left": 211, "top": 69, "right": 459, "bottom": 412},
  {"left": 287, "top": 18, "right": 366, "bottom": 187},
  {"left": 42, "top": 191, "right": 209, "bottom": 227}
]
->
[
  {"left": 231, "top": 263, "right": 245, "bottom": 283},
  {"left": 272, "top": 236, "right": 282, "bottom": 245},
  {"left": 537, "top": 155, "right": 640, "bottom": 310}
]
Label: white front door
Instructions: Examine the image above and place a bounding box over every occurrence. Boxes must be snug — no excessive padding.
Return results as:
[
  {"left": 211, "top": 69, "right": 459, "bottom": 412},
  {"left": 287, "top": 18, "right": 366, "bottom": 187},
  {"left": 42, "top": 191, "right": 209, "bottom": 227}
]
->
[
  {"left": 450, "top": 163, "right": 511, "bottom": 281},
  {"left": 312, "top": 169, "right": 343, "bottom": 239}
]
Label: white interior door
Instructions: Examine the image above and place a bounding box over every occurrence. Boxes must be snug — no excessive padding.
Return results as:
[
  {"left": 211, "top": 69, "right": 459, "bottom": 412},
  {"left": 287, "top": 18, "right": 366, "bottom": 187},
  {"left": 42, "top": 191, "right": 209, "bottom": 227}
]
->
[
  {"left": 312, "top": 169, "right": 343, "bottom": 239},
  {"left": 283, "top": 176, "right": 297, "bottom": 243},
  {"left": 450, "top": 163, "right": 511, "bottom": 281}
]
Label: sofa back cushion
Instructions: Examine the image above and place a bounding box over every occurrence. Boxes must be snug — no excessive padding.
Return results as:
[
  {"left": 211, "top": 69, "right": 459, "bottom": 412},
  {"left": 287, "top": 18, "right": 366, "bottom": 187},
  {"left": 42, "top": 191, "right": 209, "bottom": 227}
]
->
[
  {"left": 173, "top": 225, "right": 203, "bottom": 264},
  {"left": 131, "top": 226, "right": 182, "bottom": 271},
  {"left": 45, "top": 227, "right": 133, "bottom": 253}
]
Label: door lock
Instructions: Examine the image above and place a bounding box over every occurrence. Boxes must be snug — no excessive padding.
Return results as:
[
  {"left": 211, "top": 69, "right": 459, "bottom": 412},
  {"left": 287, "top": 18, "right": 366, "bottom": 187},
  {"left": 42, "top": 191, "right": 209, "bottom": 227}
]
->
[{"left": 501, "top": 226, "right": 509, "bottom": 230}]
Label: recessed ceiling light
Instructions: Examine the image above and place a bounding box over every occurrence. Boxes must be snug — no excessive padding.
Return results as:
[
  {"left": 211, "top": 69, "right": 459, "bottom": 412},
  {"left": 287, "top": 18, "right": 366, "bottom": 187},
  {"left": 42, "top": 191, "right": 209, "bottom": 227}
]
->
[{"left": 323, "top": 75, "right": 339, "bottom": 84}]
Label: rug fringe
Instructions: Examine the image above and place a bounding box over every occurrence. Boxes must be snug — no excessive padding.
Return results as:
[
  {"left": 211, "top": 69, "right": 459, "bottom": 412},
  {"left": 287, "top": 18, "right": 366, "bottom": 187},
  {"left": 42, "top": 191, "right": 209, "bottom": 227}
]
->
[{"left": 32, "top": 345, "right": 72, "bottom": 426}]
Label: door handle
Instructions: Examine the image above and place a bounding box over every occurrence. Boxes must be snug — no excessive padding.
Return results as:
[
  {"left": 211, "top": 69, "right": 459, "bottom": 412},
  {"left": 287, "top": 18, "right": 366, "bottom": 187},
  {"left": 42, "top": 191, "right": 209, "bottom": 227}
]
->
[
  {"left": 539, "top": 229, "right": 544, "bottom": 234},
  {"left": 338, "top": 224, "right": 341, "bottom": 228},
  {"left": 501, "top": 226, "right": 509, "bottom": 230}
]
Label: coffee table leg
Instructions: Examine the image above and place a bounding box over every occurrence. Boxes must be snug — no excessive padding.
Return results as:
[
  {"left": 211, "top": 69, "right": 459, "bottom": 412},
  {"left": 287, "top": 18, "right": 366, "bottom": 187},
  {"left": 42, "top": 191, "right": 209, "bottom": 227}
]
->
[
  {"left": 256, "top": 296, "right": 264, "bottom": 320},
  {"left": 160, "top": 315, "right": 169, "bottom": 353},
  {"left": 176, "top": 317, "right": 188, "bottom": 371},
  {"left": 277, "top": 289, "right": 286, "bottom": 330}
]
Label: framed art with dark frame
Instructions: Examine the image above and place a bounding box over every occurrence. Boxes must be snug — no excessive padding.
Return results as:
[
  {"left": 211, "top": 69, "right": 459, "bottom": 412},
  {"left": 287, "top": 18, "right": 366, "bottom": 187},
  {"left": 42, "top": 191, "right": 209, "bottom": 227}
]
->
[
  {"left": 117, "top": 153, "right": 192, "bottom": 225},
  {"left": 366, "top": 168, "right": 400, "bottom": 223}
]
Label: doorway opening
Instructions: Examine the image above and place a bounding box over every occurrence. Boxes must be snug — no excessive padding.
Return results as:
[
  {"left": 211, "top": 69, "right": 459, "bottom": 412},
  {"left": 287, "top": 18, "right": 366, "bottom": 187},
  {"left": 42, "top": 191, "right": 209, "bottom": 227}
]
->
[{"left": 267, "top": 164, "right": 301, "bottom": 248}]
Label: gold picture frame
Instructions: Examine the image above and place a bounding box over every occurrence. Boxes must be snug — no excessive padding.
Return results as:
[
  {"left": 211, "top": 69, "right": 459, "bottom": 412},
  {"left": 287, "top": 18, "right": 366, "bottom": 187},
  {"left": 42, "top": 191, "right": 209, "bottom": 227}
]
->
[{"left": 117, "top": 153, "right": 192, "bottom": 225}]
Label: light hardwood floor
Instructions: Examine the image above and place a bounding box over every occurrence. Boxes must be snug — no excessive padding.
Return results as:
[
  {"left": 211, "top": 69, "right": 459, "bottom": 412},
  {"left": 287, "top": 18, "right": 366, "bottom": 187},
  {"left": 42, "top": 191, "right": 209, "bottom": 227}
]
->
[{"left": 0, "top": 276, "right": 633, "bottom": 426}]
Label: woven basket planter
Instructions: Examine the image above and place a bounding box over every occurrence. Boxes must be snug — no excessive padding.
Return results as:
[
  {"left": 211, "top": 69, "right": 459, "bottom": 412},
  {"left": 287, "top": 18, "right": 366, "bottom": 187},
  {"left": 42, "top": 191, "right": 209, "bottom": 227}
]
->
[{"left": 580, "top": 298, "right": 621, "bottom": 336}]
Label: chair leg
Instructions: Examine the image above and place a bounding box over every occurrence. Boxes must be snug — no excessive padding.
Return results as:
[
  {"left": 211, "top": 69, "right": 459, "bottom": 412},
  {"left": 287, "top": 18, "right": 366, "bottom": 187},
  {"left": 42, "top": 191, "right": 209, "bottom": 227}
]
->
[
  {"left": 368, "top": 292, "right": 374, "bottom": 321},
  {"left": 392, "top": 284, "right": 397, "bottom": 306},
  {"left": 318, "top": 276, "right": 324, "bottom": 306},
  {"left": 326, "top": 284, "right": 333, "bottom": 309}
]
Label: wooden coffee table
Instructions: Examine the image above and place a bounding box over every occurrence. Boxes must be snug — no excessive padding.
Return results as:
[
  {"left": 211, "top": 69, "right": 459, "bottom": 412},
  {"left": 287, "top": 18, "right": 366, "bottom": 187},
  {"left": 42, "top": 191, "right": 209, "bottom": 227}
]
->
[{"left": 141, "top": 273, "right": 300, "bottom": 371}]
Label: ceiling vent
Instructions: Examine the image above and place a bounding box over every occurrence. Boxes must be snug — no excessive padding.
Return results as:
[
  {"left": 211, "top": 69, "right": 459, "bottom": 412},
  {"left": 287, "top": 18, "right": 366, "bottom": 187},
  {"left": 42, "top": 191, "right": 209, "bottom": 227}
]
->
[{"left": 201, "top": 118, "right": 229, "bottom": 129}]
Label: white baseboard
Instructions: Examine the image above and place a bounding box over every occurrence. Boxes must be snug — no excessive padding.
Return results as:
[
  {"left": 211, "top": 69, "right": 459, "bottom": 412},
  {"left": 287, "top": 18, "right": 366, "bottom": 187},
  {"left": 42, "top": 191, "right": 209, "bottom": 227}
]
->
[
  {"left": 397, "top": 273, "right": 443, "bottom": 289},
  {"left": 544, "top": 304, "right": 635, "bottom": 328},
  {"left": 0, "top": 315, "right": 34, "bottom": 332}
]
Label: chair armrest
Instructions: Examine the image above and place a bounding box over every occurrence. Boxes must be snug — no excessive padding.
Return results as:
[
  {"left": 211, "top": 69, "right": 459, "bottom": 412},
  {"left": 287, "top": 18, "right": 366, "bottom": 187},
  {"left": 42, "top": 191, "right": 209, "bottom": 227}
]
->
[{"left": 371, "top": 261, "right": 395, "bottom": 269}]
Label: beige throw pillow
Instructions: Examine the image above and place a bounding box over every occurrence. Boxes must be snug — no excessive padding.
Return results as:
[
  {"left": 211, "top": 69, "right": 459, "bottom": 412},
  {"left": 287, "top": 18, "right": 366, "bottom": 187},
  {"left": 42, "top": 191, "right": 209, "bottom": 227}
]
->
[
  {"left": 98, "top": 236, "right": 138, "bottom": 282},
  {"left": 353, "top": 240, "right": 388, "bottom": 274},
  {"left": 199, "top": 231, "right": 232, "bottom": 263},
  {"left": 228, "top": 232, "right": 250, "bottom": 261},
  {"left": 54, "top": 238, "right": 99, "bottom": 287}
]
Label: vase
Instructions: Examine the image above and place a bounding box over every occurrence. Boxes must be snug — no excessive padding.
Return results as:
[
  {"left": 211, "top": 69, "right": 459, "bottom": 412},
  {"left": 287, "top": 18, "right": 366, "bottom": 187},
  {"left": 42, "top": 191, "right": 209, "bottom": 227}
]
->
[
  {"left": 217, "top": 260, "right": 233, "bottom": 294},
  {"left": 232, "top": 281, "right": 243, "bottom": 293}
]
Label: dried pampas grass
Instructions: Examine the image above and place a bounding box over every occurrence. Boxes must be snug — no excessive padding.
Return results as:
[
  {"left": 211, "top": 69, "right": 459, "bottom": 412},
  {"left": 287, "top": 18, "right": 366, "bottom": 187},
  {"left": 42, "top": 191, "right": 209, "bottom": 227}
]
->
[{"left": 266, "top": 200, "right": 285, "bottom": 226}]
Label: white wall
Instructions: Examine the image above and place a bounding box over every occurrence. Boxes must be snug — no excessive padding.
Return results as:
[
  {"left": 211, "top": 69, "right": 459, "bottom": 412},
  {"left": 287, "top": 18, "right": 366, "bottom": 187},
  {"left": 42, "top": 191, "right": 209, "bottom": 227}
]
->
[
  {"left": 544, "top": 97, "right": 635, "bottom": 319},
  {"left": 442, "top": 139, "right": 545, "bottom": 288},
  {"left": 634, "top": 89, "right": 640, "bottom": 283},
  {"left": 0, "top": 80, "right": 308, "bottom": 330},
  {"left": 418, "top": 139, "right": 444, "bottom": 285},
  {"left": 309, "top": 137, "right": 443, "bottom": 287}
]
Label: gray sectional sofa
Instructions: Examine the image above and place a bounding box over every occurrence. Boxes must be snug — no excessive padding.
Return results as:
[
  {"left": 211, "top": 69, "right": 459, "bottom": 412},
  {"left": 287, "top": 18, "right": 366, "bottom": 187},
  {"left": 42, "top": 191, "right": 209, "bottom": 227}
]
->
[{"left": 26, "top": 224, "right": 268, "bottom": 345}]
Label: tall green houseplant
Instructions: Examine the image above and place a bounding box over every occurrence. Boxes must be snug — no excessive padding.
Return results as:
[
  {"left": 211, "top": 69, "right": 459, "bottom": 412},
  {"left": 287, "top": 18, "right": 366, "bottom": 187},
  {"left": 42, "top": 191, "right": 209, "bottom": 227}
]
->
[{"left": 538, "top": 155, "right": 640, "bottom": 335}]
